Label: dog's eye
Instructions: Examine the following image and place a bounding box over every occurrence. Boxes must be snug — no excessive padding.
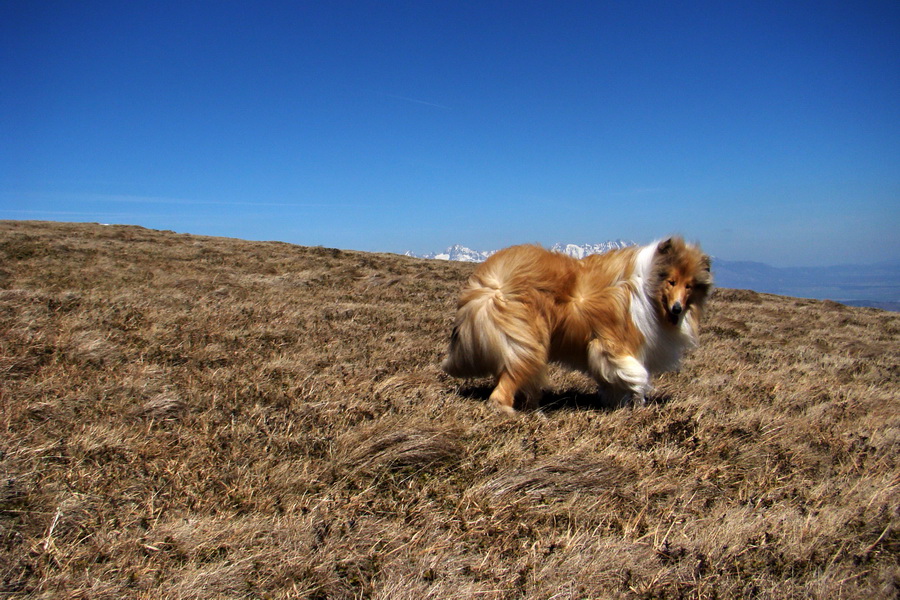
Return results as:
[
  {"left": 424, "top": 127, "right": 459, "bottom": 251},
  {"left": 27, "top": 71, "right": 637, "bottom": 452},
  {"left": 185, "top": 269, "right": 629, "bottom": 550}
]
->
[
  {"left": 685, "top": 284, "right": 693, "bottom": 291},
  {"left": 667, "top": 279, "right": 676, "bottom": 287}
]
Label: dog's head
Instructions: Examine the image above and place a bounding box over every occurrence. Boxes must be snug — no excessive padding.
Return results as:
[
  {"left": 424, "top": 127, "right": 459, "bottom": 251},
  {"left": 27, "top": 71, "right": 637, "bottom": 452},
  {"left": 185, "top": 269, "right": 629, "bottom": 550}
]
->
[{"left": 652, "top": 237, "right": 712, "bottom": 326}]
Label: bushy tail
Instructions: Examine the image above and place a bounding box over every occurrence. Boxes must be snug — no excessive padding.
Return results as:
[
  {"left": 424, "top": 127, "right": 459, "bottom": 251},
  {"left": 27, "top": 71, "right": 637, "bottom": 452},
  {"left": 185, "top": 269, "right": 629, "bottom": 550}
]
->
[
  {"left": 441, "top": 277, "right": 547, "bottom": 384},
  {"left": 442, "top": 288, "right": 503, "bottom": 378}
]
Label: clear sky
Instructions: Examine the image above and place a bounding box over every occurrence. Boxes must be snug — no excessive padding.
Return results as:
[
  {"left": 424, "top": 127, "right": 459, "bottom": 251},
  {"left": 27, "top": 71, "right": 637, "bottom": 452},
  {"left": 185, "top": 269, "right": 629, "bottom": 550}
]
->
[{"left": 2, "top": 1, "right": 898, "bottom": 267}]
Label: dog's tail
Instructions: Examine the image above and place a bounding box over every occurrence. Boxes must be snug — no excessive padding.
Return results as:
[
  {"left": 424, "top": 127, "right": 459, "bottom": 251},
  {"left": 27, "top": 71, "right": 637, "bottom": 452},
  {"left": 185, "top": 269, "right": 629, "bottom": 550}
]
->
[{"left": 441, "top": 272, "right": 546, "bottom": 382}]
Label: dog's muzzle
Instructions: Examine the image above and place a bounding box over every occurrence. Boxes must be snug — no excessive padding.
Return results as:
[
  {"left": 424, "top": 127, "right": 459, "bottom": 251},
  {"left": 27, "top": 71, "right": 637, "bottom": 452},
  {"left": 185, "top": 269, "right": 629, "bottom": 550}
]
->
[{"left": 668, "top": 302, "right": 683, "bottom": 324}]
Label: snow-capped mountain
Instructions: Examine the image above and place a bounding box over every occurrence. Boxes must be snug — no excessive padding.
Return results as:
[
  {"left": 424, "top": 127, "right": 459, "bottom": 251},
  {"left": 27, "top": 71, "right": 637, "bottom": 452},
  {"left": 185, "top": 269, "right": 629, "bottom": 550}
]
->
[
  {"left": 405, "top": 241, "right": 634, "bottom": 263},
  {"left": 403, "top": 244, "right": 496, "bottom": 262},
  {"left": 548, "top": 240, "right": 634, "bottom": 259}
]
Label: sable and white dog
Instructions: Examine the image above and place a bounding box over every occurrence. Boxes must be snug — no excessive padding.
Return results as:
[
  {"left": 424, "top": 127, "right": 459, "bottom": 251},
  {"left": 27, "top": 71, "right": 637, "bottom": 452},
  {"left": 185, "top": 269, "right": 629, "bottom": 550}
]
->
[{"left": 442, "top": 237, "right": 712, "bottom": 413}]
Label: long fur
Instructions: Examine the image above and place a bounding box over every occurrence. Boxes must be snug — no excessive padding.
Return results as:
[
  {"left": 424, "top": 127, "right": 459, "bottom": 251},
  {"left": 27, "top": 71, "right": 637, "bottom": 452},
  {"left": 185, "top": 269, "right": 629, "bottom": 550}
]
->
[{"left": 442, "top": 237, "right": 712, "bottom": 413}]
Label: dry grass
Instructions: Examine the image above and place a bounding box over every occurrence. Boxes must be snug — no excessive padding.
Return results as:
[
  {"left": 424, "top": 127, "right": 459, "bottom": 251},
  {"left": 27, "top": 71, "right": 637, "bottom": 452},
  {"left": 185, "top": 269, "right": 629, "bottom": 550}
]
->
[{"left": 1, "top": 220, "right": 898, "bottom": 599}]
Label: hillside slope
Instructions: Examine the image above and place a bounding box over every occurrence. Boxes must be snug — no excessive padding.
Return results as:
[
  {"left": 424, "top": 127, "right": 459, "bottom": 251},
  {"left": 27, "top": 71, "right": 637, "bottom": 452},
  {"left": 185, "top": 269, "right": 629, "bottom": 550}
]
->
[{"left": 1, "top": 220, "right": 898, "bottom": 599}]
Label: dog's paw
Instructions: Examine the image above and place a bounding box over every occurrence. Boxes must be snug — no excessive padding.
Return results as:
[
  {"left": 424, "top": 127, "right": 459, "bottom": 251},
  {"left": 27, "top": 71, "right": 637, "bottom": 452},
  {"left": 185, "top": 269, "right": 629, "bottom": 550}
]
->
[{"left": 492, "top": 401, "right": 518, "bottom": 416}]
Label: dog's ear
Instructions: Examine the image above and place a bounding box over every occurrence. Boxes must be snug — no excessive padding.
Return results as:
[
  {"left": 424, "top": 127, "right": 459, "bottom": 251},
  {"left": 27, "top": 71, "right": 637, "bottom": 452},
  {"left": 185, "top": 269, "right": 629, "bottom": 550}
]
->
[
  {"left": 696, "top": 254, "right": 713, "bottom": 286},
  {"left": 657, "top": 238, "right": 673, "bottom": 255}
]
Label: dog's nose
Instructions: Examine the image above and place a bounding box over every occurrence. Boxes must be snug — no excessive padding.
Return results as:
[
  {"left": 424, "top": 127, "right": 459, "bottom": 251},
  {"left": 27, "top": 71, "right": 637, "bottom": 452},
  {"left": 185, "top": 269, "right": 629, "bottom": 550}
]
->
[{"left": 671, "top": 302, "right": 683, "bottom": 316}]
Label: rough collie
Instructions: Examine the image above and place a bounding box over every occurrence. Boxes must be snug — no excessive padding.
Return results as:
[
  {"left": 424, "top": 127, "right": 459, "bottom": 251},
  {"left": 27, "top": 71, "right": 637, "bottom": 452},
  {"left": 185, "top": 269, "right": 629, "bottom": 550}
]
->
[{"left": 442, "top": 237, "right": 712, "bottom": 413}]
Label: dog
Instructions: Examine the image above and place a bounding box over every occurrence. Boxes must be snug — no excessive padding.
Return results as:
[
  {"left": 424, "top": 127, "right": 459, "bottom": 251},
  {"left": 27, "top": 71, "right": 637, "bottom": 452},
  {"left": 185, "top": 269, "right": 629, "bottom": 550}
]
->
[{"left": 442, "top": 237, "right": 712, "bottom": 413}]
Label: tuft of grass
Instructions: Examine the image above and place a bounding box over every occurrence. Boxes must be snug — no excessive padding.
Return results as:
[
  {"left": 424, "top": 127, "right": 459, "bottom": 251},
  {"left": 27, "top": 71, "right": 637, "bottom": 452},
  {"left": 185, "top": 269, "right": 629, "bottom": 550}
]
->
[{"left": 0, "top": 220, "right": 898, "bottom": 599}]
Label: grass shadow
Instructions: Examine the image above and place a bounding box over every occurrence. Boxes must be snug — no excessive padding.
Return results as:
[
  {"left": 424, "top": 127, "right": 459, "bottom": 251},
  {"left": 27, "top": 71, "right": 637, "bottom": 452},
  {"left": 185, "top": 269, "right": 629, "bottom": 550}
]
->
[
  {"left": 541, "top": 390, "right": 673, "bottom": 412},
  {"left": 456, "top": 385, "right": 672, "bottom": 413}
]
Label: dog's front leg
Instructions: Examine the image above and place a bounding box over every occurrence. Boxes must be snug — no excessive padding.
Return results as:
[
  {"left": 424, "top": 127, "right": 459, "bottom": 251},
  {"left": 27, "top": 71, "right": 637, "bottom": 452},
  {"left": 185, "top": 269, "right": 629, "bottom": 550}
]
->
[{"left": 587, "top": 340, "right": 649, "bottom": 407}]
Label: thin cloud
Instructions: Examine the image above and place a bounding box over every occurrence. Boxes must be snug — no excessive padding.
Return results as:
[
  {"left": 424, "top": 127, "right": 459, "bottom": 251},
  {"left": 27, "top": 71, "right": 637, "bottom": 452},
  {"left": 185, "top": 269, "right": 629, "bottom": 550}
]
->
[
  {"left": 2, "top": 209, "right": 134, "bottom": 216},
  {"left": 83, "top": 193, "right": 335, "bottom": 208},
  {"left": 608, "top": 187, "right": 669, "bottom": 196},
  {"left": 0, "top": 209, "right": 172, "bottom": 221},
  {"left": 378, "top": 92, "right": 452, "bottom": 110},
  {"left": 14, "top": 192, "right": 362, "bottom": 208}
]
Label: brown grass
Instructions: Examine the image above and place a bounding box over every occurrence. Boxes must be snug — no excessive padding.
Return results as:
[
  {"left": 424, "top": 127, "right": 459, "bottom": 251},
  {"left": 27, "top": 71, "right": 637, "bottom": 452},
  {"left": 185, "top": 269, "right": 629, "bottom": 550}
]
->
[{"left": 1, "top": 220, "right": 898, "bottom": 599}]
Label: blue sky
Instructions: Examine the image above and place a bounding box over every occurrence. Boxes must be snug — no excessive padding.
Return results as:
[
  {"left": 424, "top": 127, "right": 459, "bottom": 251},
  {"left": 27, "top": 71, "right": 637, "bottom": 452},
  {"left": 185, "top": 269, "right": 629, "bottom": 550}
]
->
[{"left": 2, "top": 1, "right": 898, "bottom": 267}]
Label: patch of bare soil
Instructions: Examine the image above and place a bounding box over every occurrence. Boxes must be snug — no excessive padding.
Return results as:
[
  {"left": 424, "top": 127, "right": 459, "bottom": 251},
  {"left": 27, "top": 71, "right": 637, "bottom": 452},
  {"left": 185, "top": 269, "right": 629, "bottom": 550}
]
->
[{"left": 1, "top": 220, "right": 898, "bottom": 599}]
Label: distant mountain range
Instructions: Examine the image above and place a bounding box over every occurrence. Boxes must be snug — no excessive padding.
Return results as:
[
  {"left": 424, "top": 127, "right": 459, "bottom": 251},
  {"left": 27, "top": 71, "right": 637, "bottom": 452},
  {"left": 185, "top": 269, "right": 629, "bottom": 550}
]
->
[
  {"left": 403, "top": 240, "right": 634, "bottom": 262},
  {"left": 404, "top": 243, "right": 900, "bottom": 311},
  {"left": 403, "top": 244, "right": 496, "bottom": 262}
]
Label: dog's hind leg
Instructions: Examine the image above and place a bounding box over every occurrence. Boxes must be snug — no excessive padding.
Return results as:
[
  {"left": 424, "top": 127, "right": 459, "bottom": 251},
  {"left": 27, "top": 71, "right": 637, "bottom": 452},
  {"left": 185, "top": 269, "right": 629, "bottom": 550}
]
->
[
  {"left": 489, "top": 371, "right": 519, "bottom": 414},
  {"left": 489, "top": 365, "right": 547, "bottom": 414}
]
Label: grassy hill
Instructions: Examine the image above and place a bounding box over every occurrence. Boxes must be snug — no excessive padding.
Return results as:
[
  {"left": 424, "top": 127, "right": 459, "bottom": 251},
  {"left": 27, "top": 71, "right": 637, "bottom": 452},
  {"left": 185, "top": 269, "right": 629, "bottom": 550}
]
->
[{"left": 1, "top": 220, "right": 898, "bottom": 599}]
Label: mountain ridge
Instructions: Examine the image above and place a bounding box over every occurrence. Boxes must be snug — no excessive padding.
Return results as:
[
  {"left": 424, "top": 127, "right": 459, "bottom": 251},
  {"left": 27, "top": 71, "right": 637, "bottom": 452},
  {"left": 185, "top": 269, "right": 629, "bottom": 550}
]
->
[
  {"left": 403, "top": 241, "right": 634, "bottom": 262},
  {"left": 405, "top": 242, "right": 899, "bottom": 309}
]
